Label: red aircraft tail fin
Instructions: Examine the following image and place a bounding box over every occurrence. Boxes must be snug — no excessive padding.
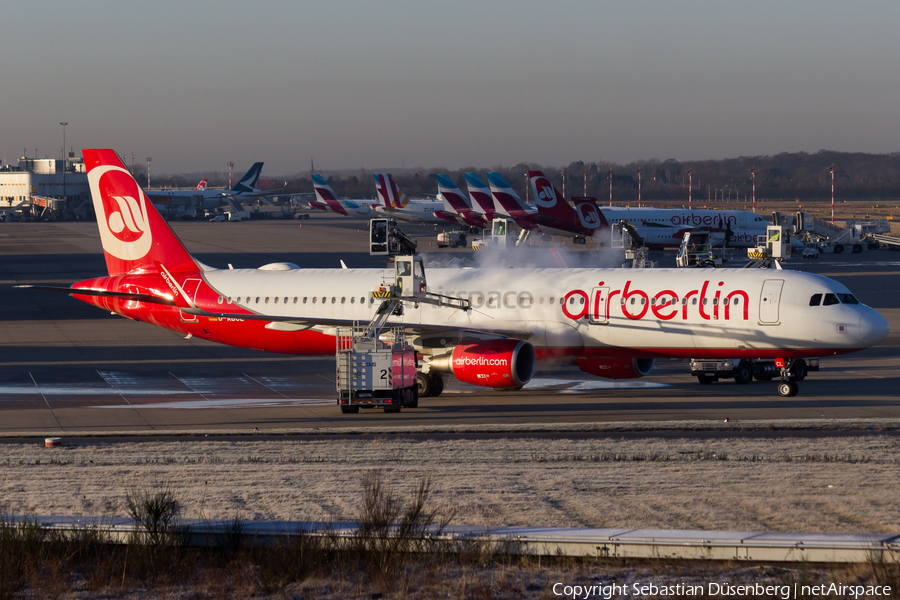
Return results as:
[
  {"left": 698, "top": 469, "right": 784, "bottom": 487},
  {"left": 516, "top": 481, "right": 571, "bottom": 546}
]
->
[{"left": 83, "top": 149, "right": 198, "bottom": 276}]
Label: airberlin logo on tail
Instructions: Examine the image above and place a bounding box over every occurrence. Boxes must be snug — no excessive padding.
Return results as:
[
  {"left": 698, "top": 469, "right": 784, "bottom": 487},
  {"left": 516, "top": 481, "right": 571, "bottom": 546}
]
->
[
  {"left": 532, "top": 176, "right": 557, "bottom": 208},
  {"left": 87, "top": 165, "right": 152, "bottom": 261},
  {"left": 576, "top": 202, "right": 601, "bottom": 228}
]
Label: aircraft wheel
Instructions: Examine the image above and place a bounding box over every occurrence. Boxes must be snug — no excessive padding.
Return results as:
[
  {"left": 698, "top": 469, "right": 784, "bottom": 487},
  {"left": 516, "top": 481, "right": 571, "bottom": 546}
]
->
[
  {"left": 429, "top": 371, "right": 445, "bottom": 396},
  {"left": 416, "top": 372, "right": 432, "bottom": 398},
  {"left": 734, "top": 360, "right": 752, "bottom": 385},
  {"left": 777, "top": 381, "right": 799, "bottom": 397},
  {"left": 340, "top": 406, "right": 359, "bottom": 414},
  {"left": 790, "top": 359, "right": 807, "bottom": 382},
  {"left": 697, "top": 374, "right": 714, "bottom": 385}
]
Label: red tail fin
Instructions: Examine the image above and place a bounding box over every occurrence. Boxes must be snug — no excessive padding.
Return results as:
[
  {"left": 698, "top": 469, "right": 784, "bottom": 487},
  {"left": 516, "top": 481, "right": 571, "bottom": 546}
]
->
[
  {"left": 529, "top": 170, "right": 574, "bottom": 220},
  {"left": 83, "top": 149, "right": 197, "bottom": 276}
]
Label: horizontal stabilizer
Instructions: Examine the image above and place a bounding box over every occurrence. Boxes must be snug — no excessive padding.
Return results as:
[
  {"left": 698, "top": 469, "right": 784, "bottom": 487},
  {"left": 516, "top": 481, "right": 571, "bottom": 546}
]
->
[{"left": 15, "top": 285, "right": 176, "bottom": 306}]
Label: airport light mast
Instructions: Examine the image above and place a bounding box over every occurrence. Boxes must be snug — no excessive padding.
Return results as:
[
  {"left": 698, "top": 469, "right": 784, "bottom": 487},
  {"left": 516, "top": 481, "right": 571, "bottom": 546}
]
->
[
  {"left": 561, "top": 168, "right": 565, "bottom": 198},
  {"left": 831, "top": 164, "right": 835, "bottom": 224},
  {"left": 638, "top": 167, "right": 641, "bottom": 207},
  {"left": 59, "top": 122, "right": 67, "bottom": 199},
  {"left": 609, "top": 168, "right": 613, "bottom": 206},
  {"left": 146, "top": 157, "right": 152, "bottom": 190},
  {"left": 228, "top": 161, "right": 235, "bottom": 190},
  {"left": 752, "top": 166, "right": 756, "bottom": 214},
  {"left": 688, "top": 168, "right": 692, "bottom": 210}
]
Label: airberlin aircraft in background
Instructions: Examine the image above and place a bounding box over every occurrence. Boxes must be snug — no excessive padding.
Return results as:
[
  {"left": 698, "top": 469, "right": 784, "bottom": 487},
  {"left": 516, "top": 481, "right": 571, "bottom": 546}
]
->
[
  {"left": 597, "top": 205, "right": 802, "bottom": 250},
  {"left": 23, "top": 149, "right": 888, "bottom": 402}
]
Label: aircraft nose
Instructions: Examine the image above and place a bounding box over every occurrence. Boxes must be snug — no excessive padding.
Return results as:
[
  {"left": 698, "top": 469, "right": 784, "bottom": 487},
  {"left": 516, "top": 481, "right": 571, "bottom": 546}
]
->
[{"left": 859, "top": 309, "right": 889, "bottom": 346}]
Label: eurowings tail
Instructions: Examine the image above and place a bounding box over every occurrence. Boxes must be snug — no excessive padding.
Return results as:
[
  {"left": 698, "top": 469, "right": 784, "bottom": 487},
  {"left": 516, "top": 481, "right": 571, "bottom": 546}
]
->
[
  {"left": 486, "top": 172, "right": 531, "bottom": 217},
  {"left": 373, "top": 173, "right": 409, "bottom": 209},
  {"left": 83, "top": 149, "right": 198, "bottom": 277},
  {"left": 311, "top": 174, "right": 349, "bottom": 216},
  {"left": 435, "top": 173, "right": 472, "bottom": 213},
  {"left": 463, "top": 172, "right": 496, "bottom": 216}
]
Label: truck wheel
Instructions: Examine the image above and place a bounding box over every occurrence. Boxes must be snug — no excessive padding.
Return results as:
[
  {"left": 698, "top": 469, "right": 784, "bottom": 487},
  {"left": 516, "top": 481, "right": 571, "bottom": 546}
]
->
[
  {"left": 416, "top": 372, "right": 432, "bottom": 398},
  {"left": 429, "top": 371, "right": 444, "bottom": 396},
  {"left": 790, "top": 359, "right": 807, "bottom": 382},
  {"left": 734, "top": 360, "right": 752, "bottom": 385},
  {"left": 834, "top": 244, "right": 844, "bottom": 254},
  {"left": 697, "top": 374, "right": 714, "bottom": 385},
  {"left": 407, "top": 387, "right": 418, "bottom": 408},
  {"left": 340, "top": 406, "right": 359, "bottom": 414}
]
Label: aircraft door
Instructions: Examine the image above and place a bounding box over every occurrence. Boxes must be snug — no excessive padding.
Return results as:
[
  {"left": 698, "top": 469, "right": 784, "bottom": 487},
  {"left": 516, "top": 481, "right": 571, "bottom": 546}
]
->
[
  {"left": 759, "top": 279, "right": 784, "bottom": 324},
  {"left": 179, "top": 278, "right": 202, "bottom": 322},
  {"left": 589, "top": 287, "right": 609, "bottom": 324}
]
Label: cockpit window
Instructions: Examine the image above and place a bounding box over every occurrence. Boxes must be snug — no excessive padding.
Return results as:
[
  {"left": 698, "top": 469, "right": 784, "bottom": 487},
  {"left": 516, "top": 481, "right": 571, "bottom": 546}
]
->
[
  {"left": 822, "top": 293, "right": 840, "bottom": 306},
  {"left": 837, "top": 293, "right": 859, "bottom": 305},
  {"left": 809, "top": 294, "right": 822, "bottom": 306}
]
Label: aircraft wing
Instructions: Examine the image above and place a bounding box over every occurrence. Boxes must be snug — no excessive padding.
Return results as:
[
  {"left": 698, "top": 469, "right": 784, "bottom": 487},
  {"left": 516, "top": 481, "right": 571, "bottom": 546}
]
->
[{"left": 179, "top": 304, "right": 531, "bottom": 339}]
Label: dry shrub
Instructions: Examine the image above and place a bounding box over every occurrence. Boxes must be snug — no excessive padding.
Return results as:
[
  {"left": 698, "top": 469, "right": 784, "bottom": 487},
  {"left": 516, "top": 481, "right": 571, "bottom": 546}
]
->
[
  {"left": 253, "top": 523, "right": 338, "bottom": 594},
  {"left": 354, "top": 471, "right": 456, "bottom": 576},
  {"left": 0, "top": 514, "right": 44, "bottom": 600}
]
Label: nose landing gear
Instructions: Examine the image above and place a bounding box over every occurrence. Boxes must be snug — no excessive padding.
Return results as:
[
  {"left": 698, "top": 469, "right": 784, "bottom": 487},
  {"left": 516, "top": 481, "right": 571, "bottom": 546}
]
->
[{"left": 776, "top": 358, "right": 801, "bottom": 397}]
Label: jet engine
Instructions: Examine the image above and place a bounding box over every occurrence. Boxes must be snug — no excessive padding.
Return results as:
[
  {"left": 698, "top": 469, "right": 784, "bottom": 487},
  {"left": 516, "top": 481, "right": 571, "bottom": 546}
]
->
[
  {"left": 576, "top": 357, "right": 655, "bottom": 379},
  {"left": 430, "top": 339, "right": 535, "bottom": 389}
]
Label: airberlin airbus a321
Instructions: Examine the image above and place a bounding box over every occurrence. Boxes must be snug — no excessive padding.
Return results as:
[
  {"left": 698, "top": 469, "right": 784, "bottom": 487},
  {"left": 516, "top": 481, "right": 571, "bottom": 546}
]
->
[{"left": 24, "top": 149, "right": 888, "bottom": 400}]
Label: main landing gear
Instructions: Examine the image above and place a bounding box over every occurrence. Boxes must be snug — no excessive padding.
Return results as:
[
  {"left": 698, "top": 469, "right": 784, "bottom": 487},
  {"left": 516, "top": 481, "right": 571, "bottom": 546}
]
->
[
  {"left": 776, "top": 358, "right": 807, "bottom": 397},
  {"left": 416, "top": 371, "right": 444, "bottom": 398}
]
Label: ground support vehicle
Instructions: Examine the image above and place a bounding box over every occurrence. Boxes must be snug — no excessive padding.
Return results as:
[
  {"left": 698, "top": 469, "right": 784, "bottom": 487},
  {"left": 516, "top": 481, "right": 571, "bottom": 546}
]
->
[
  {"left": 437, "top": 230, "right": 467, "bottom": 248},
  {"left": 690, "top": 358, "right": 819, "bottom": 387},
  {"left": 802, "top": 245, "right": 819, "bottom": 259},
  {"left": 676, "top": 228, "right": 726, "bottom": 268},
  {"left": 336, "top": 325, "right": 417, "bottom": 414},
  {"left": 334, "top": 219, "right": 470, "bottom": 414}
]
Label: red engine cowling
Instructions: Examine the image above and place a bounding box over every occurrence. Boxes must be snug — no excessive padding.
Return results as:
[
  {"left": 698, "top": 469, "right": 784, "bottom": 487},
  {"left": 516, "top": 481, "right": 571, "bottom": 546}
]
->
[
  {"left": 576, "top": 357, "right": 655, "bottom": 379},
  {"left": 431, "top": 339, "right": 535, "bottom": 389}
]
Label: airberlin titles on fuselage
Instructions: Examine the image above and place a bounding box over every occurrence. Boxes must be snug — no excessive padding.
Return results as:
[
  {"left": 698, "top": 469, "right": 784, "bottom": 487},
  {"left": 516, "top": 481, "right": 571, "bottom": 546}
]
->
[{"left": 561, "top": 280, "right": 749, "bottom": 322}]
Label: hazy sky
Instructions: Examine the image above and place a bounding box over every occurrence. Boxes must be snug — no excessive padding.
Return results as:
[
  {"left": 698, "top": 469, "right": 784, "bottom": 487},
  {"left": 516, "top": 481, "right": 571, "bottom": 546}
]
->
[{"left": 3, "top": 1, "right": 899, "bottom": 176}]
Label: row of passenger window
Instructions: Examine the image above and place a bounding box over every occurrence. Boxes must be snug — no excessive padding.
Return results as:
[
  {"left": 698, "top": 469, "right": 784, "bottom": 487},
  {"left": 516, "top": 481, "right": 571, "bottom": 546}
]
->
[
  {"left": 809, "top": 293, "right": 859, "bottom": 306},
  {"left": 217, "top": 296, "right": 372, "bottom": 305},
  {"left": 213, "top": 294, "right": 744, "bottom": 308}
]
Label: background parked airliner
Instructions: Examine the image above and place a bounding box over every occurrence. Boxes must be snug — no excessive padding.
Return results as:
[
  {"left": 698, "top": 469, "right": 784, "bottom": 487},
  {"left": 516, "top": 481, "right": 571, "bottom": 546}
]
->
[
  {"left": 148, "top": 162, "right": 273, "bottom": 211},
  {"left": 310, "top": 174, "right": 376, "bottom": 216},
  {"left": 372, "top": 173, "right": 445, "bottom": 224}
]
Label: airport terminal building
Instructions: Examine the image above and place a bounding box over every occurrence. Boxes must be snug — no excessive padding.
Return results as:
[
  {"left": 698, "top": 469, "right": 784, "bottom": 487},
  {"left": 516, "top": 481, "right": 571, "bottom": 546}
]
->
[{"left": 0, "top": 156, "right": 90, "bottom": 219}]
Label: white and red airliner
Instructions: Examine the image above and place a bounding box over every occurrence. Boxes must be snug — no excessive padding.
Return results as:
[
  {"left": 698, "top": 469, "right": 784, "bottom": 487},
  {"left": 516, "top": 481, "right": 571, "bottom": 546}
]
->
[{"left": 27, "top": 149, "right": 889, "bottom": 400}]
